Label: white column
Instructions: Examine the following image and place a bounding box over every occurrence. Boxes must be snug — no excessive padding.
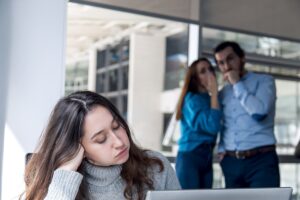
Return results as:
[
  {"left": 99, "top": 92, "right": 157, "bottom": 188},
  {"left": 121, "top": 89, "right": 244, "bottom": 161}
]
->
[
  {"left": 188, "top": 24, "right": 199, "bottom": 65},
  {"left": 88, "top": 47, "right": 97, "bottom": 91},
  {"left": 127, "top": 33, "right": 165, "bottom": 151},
  {"left": 0, "top": 0, "right": 67, "bottom": 199}
]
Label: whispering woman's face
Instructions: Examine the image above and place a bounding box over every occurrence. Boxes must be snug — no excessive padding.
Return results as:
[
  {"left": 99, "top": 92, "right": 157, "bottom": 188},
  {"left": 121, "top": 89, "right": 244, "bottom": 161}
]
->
[
  {"left": 81, "top": 106, "right": 130, "bottom": 166},
  {"left": 195, "top": 61, "right": 214, "bottom": 90}
]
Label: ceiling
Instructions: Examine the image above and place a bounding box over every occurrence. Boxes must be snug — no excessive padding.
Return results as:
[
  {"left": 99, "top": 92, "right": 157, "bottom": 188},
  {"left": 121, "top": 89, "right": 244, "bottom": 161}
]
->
[
  {"left": 66, "top": 2, "right": 300, "bottom": 67},
  {"left": 66, "top": 2, "right": 187, "bottom": 64}
]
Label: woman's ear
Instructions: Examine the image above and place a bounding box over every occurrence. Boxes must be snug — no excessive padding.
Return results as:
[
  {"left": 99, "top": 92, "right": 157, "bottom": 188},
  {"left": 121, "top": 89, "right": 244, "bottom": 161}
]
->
[{"left": 79, "top": 141, "right": 86, "bottom": 157}]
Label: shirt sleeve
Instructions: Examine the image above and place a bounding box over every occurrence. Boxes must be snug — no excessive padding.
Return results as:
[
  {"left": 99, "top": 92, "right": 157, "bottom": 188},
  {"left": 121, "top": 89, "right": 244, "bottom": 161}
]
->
[
  {"left": 233, "top": 75, "right": 276, "bottom": 121},
  {"left": 184, "top": 95, "right": 222, "bottom": 134},
  {"left": 44, "top": 169, "right": 83, "bottom": 200}
]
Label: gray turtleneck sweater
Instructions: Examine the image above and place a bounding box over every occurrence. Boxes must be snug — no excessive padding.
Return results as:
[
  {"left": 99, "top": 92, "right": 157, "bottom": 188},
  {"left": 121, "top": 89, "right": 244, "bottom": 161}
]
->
[{"left": 45, "top": 151, "right": 181, "bottom": 199}]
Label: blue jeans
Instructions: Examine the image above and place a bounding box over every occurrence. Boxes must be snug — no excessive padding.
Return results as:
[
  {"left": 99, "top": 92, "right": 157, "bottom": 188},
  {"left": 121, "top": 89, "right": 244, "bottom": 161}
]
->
[
  {"left": 176, "top": 144, "right": 213, "bottom": 189},
  {"left": 220, "top": 150, "right": 280, "bottom": 188}
]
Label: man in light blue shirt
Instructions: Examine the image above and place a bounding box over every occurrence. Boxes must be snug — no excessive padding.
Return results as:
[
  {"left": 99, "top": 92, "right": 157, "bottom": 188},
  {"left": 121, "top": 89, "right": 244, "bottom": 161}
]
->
[{"left": 214, "top": 41, "right": 280, "bottom": 188}]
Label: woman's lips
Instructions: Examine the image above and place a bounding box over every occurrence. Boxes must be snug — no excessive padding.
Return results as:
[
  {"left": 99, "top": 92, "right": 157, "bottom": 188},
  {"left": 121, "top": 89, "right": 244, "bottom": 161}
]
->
[{"left": 115, "top": 147, "right": 128, "bottom": 158}]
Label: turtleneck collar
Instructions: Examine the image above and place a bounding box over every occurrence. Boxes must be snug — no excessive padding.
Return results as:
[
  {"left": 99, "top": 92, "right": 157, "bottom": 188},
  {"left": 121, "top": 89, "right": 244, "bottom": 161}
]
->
[{"left": 82, "top": 159, "right": 122, "bottom": 187}]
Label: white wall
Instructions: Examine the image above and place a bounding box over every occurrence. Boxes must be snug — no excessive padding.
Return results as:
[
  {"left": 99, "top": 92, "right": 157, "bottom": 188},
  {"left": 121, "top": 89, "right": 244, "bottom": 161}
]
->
[
  {"left": 128, "top": 33, "right": 165, "bottom": 151},
  {"left": 0, "top": 0, "right": 67, "bottom": 199},
  {"left": 0, "top": 1, "right": 11, "bottom": 199}
]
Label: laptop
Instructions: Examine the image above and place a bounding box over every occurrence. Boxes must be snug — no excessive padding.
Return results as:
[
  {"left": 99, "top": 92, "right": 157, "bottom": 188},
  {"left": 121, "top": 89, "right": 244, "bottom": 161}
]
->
[{"left": 145, "top": 187, "right": 292, "bottom": 200}]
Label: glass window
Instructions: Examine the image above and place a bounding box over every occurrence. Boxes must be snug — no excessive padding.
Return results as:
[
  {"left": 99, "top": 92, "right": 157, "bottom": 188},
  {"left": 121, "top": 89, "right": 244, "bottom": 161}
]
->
[
  {"left": 108, "top": 46, "right": 120, "bottom": 65},
  {"left": 108, "top": 69, "right": 118, "bottom": 92},
  {"left": 245, "top": 63, "right": 300, "bottom": 79},
  {"left": 275, "top": 80, "right": 299, "bottom": 154},
  {"left": 162, "top": 113, "right": 173, "bottom": 151},
  {"left": 97, "top": 50, "right": 106, "bottom": 69},
  {"left": 120, "top": 41, "right": 129, "bottom": 61},
  {"left": 121, "top": 66, "right": 129, "bottom": 90},
  {"left": 164, "top": 30, "right": 188, "bottom": 90},
  {"left": 65, "top": 59, "right": 88, "bottom": 95},
  {"left": 202, "top": 27, "right": 300, "bottom": 61},
  {"left": 107, "top": 96, "right": 117, "bottom": 108},
  {"left": 96, "top": 73, "right": 106, "bottom": 93},
  {"left": 120, "top": 95, "right": 128, "bottom": 119}
]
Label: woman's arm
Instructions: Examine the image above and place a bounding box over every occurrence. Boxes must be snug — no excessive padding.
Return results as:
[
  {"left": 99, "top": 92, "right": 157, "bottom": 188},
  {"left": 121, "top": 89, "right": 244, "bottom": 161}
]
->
[
  {"left": 45, "top": 145, "right": 85, "bottom": 200},
  {"left": 44, "top": 170, "right": 83, "bottom": 200}
]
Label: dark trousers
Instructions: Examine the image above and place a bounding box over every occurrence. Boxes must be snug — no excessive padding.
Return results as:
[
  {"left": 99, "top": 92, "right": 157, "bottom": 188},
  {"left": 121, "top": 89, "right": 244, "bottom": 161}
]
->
[
  {"left": 220, "top": 150, "right": 280, "bottom": 188},
  {"left": 176, "top": 145, "right": 213, "bottom": 189}
]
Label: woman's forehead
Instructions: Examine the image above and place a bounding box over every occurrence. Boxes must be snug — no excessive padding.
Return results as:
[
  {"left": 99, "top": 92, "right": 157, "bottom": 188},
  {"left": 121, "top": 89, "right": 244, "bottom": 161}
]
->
[{"left": 83, "top": 106, "right": 114, "bottom": 134}]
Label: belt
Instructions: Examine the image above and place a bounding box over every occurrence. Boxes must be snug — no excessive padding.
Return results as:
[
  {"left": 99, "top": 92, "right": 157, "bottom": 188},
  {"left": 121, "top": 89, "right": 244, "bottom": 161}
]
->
[{"left": 225, "top": 145, "right": 276, "bottom": 159}]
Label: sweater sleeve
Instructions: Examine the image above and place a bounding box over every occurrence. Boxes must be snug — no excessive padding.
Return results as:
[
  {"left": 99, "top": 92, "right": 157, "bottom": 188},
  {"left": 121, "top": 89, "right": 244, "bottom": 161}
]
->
[{"left": 44, "top": 169, "right": 83, "bottom": 200}]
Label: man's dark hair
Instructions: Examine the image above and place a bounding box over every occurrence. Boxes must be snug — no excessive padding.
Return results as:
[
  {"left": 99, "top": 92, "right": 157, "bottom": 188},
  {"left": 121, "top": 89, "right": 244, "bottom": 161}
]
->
[{"left": 214, "top": 41, "right": 245, "bottom": 58}]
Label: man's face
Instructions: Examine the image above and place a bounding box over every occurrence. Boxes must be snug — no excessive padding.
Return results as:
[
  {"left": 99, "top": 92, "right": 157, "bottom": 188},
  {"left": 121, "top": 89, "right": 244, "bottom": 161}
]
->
[{"left": 215, "top": 46, "right": 245, "bottom": 77}]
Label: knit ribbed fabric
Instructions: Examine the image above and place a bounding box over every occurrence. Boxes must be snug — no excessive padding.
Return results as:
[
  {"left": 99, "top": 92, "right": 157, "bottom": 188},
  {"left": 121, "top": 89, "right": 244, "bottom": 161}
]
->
[
  {"left": 45, "top": 169, "right": 83, "bottom": 200},
  {"left": 44, "top": 151, "right": 181, "bottom": 199}
]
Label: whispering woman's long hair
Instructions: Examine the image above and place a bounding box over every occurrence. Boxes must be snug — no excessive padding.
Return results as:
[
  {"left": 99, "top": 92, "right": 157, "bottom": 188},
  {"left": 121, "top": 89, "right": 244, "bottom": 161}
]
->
[
  {"left": 23, "top": 91, "right": 163, "bottom": 200},
  {"left": 175, "top": 58, "right": 213, "bottom": 120}
]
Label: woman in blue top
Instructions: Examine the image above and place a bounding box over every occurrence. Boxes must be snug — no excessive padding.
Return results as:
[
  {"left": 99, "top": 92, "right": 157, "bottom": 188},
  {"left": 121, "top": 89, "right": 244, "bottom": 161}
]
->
[{"left": 175, "top": 57, "right": 222, "bottom": 189}]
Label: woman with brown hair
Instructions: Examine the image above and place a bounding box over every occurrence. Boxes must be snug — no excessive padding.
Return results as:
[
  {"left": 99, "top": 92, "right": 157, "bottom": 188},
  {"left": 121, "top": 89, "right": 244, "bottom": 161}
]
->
[
  {"left": 175, "top": 58, "right": 221, "bottom": 189},
  {"left": 23, "top": 91, "right": 180, "bottom": 200}
]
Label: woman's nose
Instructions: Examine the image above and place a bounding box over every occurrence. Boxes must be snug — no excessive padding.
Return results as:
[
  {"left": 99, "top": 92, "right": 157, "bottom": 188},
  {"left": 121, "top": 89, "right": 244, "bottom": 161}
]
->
[{"left": 111, "top": 131, "right": 124, "bottom": 148}]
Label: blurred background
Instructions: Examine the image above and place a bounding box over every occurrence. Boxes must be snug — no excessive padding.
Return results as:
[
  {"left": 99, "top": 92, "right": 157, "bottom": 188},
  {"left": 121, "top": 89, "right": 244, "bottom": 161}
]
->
[{"left": 1, "top": 0, "right": 300, "bottom": 199}]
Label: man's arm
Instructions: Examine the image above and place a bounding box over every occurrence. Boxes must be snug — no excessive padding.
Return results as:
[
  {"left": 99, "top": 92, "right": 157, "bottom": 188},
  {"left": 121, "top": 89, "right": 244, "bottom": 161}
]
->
[{"left": 233, "top": 75, "right": 276, "bottom": 121}]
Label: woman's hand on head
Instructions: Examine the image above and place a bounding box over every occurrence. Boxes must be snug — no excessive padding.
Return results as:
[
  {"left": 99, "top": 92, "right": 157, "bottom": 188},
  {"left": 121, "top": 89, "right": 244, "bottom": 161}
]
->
[{"left": 58, "top": 145, "right": 85, "bottom": 171}]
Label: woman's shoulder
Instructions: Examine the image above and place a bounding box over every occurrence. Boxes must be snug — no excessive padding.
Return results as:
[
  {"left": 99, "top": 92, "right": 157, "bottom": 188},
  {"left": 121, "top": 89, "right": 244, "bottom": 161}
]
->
[
  {"left": 185, "top": 91, "right": 208, "bottom": 101},
  {"left": 146, "top": 150, "right": 166, "bottom": 160},
  {"left": 145, "top": 150, "right": 170, "bottom": 165},
  {"left": 184, "top": 92, "right": 209, "bottom": 108},
  {"left": 145, "top": 150, "right": 181, "bottom": 190}
]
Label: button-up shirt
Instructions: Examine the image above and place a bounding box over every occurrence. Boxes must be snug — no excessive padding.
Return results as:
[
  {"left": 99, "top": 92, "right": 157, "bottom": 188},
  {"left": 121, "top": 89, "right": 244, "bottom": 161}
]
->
[{"left": 218, "top": 72, "right": 277, "bottom": 152}]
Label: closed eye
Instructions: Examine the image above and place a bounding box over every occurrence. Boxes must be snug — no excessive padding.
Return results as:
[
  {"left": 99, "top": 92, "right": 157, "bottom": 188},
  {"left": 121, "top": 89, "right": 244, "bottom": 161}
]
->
[
  {"left": 95, "top": 138, "right": 106, "bottom": 144},
  {"left": 94, "top": 134, "right": 106, "bottom": 144}
]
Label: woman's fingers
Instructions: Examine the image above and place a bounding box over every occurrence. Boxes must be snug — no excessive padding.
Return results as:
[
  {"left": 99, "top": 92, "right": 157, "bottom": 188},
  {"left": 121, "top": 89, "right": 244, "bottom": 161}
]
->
[{"left": 58, "top": 145, "right": 85, "bottom": 171}]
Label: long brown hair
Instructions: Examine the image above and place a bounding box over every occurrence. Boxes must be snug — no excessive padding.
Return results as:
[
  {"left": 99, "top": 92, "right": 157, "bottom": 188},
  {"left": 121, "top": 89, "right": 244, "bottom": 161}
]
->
[
  {"left": 23, "top": 91, "right": 163, "bottom": 200},
  {"left": 175, "top": 58, "right": 213, "bottom": 120}
]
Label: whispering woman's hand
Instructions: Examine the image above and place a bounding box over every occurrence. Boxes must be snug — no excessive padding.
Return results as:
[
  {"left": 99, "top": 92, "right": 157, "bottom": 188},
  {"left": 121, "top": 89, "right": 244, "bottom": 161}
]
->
[
  {"left": 58, "top": 145, "right": 85, "bottom": 171},
  {"left": 206, "top": 73, "right": 218, "bottom": 95}
]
